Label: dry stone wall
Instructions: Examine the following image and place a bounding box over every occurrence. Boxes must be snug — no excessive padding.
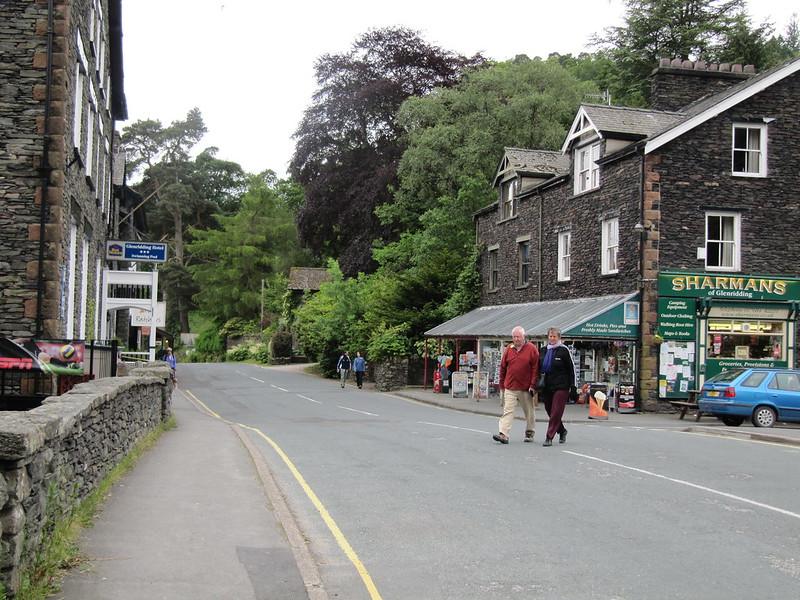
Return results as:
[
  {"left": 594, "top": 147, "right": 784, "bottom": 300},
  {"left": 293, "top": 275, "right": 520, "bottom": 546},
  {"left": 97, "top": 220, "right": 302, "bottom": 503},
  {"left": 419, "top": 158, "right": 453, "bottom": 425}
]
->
[{"left": 0, "top": 363, "right": 173, "bottom": 595}]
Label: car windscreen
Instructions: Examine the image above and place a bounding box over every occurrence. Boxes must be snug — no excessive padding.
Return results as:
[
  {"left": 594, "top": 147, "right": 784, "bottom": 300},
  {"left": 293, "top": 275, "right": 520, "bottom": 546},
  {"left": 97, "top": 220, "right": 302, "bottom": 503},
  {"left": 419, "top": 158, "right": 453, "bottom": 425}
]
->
[{"left": 706, "top": 368, "right": 748, "bottom": 384}]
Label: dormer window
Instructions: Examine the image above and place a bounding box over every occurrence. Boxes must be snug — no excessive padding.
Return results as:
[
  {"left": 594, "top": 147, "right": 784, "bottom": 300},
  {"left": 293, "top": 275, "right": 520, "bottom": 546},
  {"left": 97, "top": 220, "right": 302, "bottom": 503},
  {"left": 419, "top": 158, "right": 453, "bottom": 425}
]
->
[
  {"left": 574, "top": 142, "right": 600, "bottom": 194},
  {"left": 732, "top": 123, "right": 766, "bottom": 177},
  {"left": 501, "top": 179, "right": 517, "bottom": 220}
]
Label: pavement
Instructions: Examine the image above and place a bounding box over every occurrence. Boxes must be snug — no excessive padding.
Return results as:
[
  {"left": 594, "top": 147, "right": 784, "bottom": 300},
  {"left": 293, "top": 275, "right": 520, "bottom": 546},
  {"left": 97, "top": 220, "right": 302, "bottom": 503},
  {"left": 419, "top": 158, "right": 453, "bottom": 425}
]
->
[{"left": 54, "top": 364, "right": 800, "bottom": 600}]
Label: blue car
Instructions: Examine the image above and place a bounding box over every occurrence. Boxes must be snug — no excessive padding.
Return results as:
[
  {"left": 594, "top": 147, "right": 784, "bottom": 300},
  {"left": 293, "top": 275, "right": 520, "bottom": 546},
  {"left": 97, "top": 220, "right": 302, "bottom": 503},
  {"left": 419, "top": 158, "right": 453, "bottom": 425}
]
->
[{"left": 699, "top": 368, "right": 800, "bottom": 427}]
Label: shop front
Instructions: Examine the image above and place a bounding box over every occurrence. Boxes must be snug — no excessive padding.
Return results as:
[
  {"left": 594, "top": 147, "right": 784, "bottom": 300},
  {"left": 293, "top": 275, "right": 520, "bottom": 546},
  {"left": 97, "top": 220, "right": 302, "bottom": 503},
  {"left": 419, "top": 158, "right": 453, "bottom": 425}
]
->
[
  {"left": 425, "top": 292, "right": 641, "bottom": 406},
  {"left": 656, "top": 272, "right": 800, "bottom": 399}
]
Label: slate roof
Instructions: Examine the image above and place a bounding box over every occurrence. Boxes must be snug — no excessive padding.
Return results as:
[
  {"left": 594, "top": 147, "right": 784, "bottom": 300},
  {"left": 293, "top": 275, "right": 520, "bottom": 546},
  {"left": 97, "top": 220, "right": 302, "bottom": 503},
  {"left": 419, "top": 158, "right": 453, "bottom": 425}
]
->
[
  {"left": 425, "top": 292, "right": 637, "bottom": 339},
  {"left": 581, "top": 104, "right": 683, "bottom": 139},
  {"left": 287, "top": 267, "right": 331, "bottom": 291},
  {"left": 493, "top": 148, "right": 569, "bottom": 186}
]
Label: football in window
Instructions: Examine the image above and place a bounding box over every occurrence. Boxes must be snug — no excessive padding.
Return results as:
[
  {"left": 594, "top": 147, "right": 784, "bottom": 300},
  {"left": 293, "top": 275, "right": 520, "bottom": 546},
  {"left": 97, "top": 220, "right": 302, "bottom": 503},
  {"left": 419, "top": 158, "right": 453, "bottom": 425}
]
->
[
  {"left": 732, "top": 124, "right": 766, "bottom": 177},
  {"left": 706, "top": 212, "right": 740, "bottom": 270}
]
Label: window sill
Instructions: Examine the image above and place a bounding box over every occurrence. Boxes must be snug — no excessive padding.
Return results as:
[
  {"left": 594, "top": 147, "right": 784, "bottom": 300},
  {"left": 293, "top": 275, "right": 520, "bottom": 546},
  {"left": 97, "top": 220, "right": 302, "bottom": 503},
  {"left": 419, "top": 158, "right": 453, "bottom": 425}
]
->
[
  {"left": 488, "top": 288, "right": 500, "bottom": 294},
  {"left": 731, "top": 172, "right": 766, "bottom": 179},
  {"left": 496, "top": 214, "right": 519, "bottom": 225},
  {"left": 600, "top": 271, "right": 619, "bottom": 278},
  {"left": 569, "top": 186, "right": 601, "bottom": 200},
  {"left": 515, "top": 283, "right": 530, "bottom": 290},
  {"left": 556, "top": 278, "right": 571, "bottom": 284}
]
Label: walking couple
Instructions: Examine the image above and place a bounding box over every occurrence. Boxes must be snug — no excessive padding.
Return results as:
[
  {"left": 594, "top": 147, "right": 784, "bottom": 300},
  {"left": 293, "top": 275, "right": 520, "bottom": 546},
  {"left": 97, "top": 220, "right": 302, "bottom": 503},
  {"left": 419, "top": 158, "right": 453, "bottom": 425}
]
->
[
  {"left": 337, "top": 350, "right": 366, "bottom": 388},
  {"left": 492, "top": 326, "right": 574, "bottom": 447}
]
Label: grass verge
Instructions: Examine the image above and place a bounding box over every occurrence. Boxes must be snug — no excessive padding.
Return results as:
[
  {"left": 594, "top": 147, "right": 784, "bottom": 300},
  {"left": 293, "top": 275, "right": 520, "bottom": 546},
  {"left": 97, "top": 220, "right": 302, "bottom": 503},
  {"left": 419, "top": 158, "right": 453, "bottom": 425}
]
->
[{"left": 13, "top": 416, "right": 177, "bottom": 600}]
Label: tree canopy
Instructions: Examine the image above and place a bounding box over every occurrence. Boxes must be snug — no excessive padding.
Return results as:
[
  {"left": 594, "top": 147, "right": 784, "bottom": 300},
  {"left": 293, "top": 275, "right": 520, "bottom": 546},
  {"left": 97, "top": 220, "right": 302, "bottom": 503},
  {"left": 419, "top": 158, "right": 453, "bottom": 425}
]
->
[{"left": 289, "top": 27, "right": 485, "bottom": 276}]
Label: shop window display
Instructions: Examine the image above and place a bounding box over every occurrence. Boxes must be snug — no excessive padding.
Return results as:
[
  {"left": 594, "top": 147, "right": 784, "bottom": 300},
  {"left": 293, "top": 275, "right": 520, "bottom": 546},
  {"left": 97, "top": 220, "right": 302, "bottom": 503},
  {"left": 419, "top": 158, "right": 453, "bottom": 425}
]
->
[{"left": 706, "top": 319, "right": 784, "bottom": 360}]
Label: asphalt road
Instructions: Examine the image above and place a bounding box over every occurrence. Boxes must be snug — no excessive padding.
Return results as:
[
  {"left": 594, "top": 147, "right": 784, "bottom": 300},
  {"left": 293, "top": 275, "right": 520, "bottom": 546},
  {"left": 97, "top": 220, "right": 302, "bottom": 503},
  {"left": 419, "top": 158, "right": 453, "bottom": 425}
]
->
[{"left": 181, "top": 362, "right": 800, "bottom": 600}]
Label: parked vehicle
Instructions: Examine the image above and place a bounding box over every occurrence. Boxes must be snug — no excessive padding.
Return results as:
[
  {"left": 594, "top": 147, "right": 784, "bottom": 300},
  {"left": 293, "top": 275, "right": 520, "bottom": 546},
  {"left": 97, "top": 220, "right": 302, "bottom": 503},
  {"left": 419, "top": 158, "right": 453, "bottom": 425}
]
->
[{"left": 699, "top": 368, "right": 800, "bottom": 427}]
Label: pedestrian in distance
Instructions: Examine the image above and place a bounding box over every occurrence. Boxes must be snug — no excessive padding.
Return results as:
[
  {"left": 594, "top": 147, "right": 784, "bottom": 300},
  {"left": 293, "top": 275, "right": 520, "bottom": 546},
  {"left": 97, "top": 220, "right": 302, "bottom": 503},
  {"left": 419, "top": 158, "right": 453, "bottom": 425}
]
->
[
  {"left": 539, "top": 327, "right": 576, "bottom": 446},
  {"left": 336, "top": 350, "right": 351, "bottom": 388},
  {"left": 493, "top": 325, "right": 540, "bottom": 444},
  {"left": 353, "top": 351, "right": 366, "bottom": 389},
  {"left": 163, "top": 347, "right": 177, "bottom": 384}
]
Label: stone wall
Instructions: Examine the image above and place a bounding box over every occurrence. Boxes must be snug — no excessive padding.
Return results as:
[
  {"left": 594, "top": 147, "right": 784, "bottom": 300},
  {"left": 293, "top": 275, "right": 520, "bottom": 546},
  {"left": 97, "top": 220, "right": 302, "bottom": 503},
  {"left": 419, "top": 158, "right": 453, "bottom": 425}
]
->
[
  {"left": 374, "top": 358, "right": 408, "bottom": 391},
  {"left": 0, "top": 363, "right": 173, "bottom": 595}
]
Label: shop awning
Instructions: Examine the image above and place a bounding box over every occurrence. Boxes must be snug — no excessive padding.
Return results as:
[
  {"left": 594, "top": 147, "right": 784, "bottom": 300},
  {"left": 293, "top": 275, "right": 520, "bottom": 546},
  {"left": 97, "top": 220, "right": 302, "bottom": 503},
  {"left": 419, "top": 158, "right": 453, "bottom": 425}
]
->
[{"left": 425, "top": 292, "right": 641, "bottom": 340}]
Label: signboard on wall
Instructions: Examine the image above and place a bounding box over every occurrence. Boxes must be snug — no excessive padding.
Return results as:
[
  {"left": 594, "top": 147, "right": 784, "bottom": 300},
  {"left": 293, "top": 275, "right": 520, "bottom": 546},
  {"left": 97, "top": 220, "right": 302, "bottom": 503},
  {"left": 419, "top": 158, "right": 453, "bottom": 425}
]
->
[
  {"left": 130, "top": 302, "right": 167, "bottom": 327},
  {"left": 658, "top": 272, "right": 800, "bottom": 301},
  {"left": 107, "top": 241, "right": 168, "bottom": 263},
  {"left": 657, "top": 298, "right": 696, "bottom": 340},
  {"left": 658, "top": 340, "right": 695, "bottom": 399},
  {"left": 564, "top": 300, "right": 640, "bottom": 339}
]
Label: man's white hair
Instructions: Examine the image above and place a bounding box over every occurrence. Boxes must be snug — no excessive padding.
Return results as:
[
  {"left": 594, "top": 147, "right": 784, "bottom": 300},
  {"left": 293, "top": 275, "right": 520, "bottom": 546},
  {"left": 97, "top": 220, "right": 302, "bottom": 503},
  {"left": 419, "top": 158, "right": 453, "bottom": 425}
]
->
[{"left": 512, "top": 326, "right": 526, "bottom": 337}]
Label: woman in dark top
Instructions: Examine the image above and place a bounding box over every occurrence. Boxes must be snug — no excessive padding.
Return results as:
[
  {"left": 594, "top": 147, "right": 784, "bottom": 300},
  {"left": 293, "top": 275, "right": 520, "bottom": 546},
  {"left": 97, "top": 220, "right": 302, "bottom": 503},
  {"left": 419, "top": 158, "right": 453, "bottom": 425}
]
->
[{"left": 539, "top": 327, "right": 576, "bottom": 446}]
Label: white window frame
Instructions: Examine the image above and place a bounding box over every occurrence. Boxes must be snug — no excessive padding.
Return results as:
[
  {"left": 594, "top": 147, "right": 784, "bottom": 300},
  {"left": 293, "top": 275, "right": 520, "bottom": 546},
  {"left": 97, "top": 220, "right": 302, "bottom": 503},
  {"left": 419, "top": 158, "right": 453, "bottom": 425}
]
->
[
  {"left": 501, "top": 180, "right": 517, "bottom": 220},
  {"left": 517, "top": 237, "right": 531, "bottom": 286},
  {"left": 557, "top": 231, "right": 571, "bottom": 282},
  {"left": 731, "top": 123, "right": 767, "bottom": 177},
  {"left": 72, "top": 64, "right": 84, "bottom": 152},
  {"left": 79, "top": 238, "right": 89, "bottom": 339},
  {"left": 66, "top": 220, "right": 78, "bottom": 338},
  {"left": 705, "top": 211, "right": 741, "bottom": 271},
  {"left": 488, "top": 245, "right": 499, "bottom": 291},
  {"left": 601, "top": 218, "right": 619, "bottom": 275},
  {"left": 574, "top": 142, "right": 600, "bottom": 194}
]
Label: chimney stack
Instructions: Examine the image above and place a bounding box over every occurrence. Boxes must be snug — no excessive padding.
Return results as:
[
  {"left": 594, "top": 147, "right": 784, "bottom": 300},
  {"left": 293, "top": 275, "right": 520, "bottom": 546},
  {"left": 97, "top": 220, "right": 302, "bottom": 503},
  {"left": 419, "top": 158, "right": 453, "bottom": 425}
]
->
[{"left": 650, "top": 58, "right": 755, "bottom": 112}]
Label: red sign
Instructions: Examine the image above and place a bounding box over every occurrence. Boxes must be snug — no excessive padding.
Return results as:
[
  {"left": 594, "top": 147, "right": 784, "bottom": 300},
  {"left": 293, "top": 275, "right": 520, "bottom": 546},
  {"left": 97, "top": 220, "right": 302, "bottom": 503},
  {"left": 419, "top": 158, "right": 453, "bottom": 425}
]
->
[{"left": 0, "top": 357, "right": 35, "bottom": 370}]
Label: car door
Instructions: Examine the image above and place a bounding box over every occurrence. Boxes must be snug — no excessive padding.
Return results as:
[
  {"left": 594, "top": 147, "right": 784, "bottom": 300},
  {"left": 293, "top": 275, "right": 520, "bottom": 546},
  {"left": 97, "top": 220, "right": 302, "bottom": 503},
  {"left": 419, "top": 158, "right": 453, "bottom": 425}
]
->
[{"left": 767, "top": 371, "right": 800, "bottom": 422}]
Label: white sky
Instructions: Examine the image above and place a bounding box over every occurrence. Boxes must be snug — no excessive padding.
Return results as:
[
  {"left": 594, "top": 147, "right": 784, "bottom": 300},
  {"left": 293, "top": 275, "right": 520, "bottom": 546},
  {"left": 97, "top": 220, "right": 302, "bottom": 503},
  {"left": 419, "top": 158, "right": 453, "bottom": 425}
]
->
[{"left": 120, "top": 0, "right": 797, "bottom": 178}]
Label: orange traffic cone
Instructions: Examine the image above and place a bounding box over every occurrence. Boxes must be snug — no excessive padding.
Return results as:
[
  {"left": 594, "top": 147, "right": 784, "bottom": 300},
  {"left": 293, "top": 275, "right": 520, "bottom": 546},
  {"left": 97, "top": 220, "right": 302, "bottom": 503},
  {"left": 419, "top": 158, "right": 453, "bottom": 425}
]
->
[{"left": 589, "top": 390, "right": 608, "bottom": 420}]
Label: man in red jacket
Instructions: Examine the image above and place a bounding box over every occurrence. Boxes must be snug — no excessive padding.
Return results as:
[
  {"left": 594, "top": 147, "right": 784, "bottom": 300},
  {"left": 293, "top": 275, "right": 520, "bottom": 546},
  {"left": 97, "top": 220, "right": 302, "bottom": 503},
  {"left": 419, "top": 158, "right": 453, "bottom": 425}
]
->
[{"left": 493, "top": 326, "right": 540, "bottom": 444}]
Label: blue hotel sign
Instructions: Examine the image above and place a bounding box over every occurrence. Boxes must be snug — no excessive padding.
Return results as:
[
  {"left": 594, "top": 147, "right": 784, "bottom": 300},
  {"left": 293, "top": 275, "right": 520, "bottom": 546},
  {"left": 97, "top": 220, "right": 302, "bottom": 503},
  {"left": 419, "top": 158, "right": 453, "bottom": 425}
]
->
[{"left": 106, "top": 241, "right": 167, "bottom": 263}]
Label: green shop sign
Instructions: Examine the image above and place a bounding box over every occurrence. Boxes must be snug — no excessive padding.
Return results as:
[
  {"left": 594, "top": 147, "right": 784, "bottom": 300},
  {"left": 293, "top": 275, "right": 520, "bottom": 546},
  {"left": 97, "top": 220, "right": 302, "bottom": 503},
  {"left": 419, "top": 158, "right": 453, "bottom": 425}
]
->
[
  {"left": 658, "top": 272, "right": 800, "bottom": 301},
  {"left": 657, "top": 298, "right": 696, "bottom": 340},
  {"left": 564, "top": 300, "right": 640, "bottom": 339}
]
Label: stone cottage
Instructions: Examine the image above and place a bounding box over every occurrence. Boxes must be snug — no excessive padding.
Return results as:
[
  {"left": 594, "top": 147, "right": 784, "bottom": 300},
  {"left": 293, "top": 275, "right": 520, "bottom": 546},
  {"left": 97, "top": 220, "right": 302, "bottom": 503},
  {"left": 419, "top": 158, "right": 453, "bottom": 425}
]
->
[
  {"left": 0, "top": 0, "right": 128, "bottom": 341},
  {"left": 427, "top": 57, "right": 800, "bottom": 411}
]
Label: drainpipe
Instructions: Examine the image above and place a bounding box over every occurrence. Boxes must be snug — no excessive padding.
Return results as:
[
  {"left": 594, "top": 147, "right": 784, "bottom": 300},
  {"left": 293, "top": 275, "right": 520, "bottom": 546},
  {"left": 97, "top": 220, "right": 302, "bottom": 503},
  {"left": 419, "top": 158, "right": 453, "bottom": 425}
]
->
[
  {"left": 537, "top": 189, "right": 543, "bottom": 302},
  {"left": 35, "top": 0, "right": 55, "bottom": 337}
]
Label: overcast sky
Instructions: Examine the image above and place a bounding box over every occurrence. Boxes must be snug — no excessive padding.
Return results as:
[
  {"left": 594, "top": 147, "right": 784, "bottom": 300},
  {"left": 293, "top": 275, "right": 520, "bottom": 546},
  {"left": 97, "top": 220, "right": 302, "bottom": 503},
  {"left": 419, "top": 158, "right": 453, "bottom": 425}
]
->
[{"left": 120, "top": 0, "right": 798, "bottom": 177}]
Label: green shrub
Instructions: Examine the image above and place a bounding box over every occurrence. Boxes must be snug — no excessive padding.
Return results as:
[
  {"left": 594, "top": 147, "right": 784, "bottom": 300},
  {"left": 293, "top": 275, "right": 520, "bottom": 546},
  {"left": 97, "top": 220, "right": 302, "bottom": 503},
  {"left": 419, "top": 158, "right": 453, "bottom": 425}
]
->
[
  {"left": 251, "top": 343, "right": 270, "bottom": 364},
  {"left": 226, "top": 346, "right": 251, "bottom": 361},
  {"left": 367, "top": 324, "right": 410, "bottom": 362},
  {"left": 194, "top": 326, "right": 225, "bottom": 362},
  {"left": 271, "top": 330, "right": 293, "bottom": 358}
]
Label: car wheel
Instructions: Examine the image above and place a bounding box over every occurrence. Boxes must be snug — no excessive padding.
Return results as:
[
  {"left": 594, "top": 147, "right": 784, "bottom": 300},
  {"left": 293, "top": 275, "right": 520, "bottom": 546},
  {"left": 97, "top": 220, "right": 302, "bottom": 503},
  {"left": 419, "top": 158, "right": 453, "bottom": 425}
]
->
[
  {"left": 720, "top": 415, "right": 744, "bottom": 427},
  {"left": 752, "top": 405, "right": 777, "bottom": 428}
]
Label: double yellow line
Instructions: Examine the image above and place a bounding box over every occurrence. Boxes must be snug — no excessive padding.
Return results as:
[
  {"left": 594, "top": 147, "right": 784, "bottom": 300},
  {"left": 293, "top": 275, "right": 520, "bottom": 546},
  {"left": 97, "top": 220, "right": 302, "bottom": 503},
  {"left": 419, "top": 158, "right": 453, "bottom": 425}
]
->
[{"left": 184, "top": 389, "right": 383, "bottom": 600}]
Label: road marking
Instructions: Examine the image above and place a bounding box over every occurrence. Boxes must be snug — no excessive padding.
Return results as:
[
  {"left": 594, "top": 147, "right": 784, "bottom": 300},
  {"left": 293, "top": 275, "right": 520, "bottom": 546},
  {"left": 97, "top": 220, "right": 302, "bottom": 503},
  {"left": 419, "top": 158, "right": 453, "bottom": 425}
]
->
[
  {"left": 239, "top": 423, "right": 383, "bottom": 600},
  {"left": 249, "top": 376, "right": 265, "bottom": 383},
  {"left": 565, "top": 450, "right": 800, "bottom": 521},
  {"left": 298, "top": 394, "right": 321, "bottom": 404},
  {"left": 269, "top": 384, "right": 289, "bottom": 392},
  {"left": 338, "top": 405, "right": 379, "bottom": 416},
  {"left": 417, "top": 421, "right": 489, "bottom": 435},
  {"left": 184, "top": 390, "right": 225, "bottom": 421}
]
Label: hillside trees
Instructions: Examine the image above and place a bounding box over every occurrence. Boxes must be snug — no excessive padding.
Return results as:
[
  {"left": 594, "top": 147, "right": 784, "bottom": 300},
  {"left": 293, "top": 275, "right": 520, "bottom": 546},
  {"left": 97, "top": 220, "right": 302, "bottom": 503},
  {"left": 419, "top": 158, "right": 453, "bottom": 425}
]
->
[
  {"left": 188, "top": 173, "right": 311, "bottom": 325},
  {"left": 121, "top": 109, "right": 247, "bottom": 332},
  {"left": 289, "top": 27, "right": 485, "bottom": 276}
]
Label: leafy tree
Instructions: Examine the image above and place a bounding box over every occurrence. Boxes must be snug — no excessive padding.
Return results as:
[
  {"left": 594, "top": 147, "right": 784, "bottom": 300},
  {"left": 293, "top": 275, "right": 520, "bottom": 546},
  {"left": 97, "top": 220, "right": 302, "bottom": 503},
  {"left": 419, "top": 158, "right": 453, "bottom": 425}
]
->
[
  {"left": 716, "top": 13, "right": 800, "bottom": 68},
  {"left": 188, "top": 174, "right": 311, "bottom": 325},
  {"left": 290, "top": 27, "right": 485, "bottom": 276},
  {"left": 383, "top": 57, "right": 593, "bottom": 232},
  {"left": 294, "top": 261, "right": 368, "bottom": 375},
  {"left": 593, "top": 0, "right": 749, "bottom": 103}
]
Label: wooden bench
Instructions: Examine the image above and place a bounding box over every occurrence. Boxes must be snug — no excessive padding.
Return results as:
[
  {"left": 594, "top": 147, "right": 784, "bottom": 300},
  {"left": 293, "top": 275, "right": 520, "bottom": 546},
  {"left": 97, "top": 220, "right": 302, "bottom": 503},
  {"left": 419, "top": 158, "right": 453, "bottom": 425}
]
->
[{"left": 669, "top": 390, "right": 706, "bottom": 421}]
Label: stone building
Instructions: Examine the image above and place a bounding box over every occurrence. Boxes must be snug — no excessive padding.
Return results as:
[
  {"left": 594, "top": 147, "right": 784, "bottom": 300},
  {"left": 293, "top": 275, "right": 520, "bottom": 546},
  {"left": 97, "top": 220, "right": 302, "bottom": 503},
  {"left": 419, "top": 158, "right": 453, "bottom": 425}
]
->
[
  {"left": 427, "top": 57, "right": 800, "bottom": 411},
  {"left": 0, "top": 0, "right": 127, "bottom": 341}
]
